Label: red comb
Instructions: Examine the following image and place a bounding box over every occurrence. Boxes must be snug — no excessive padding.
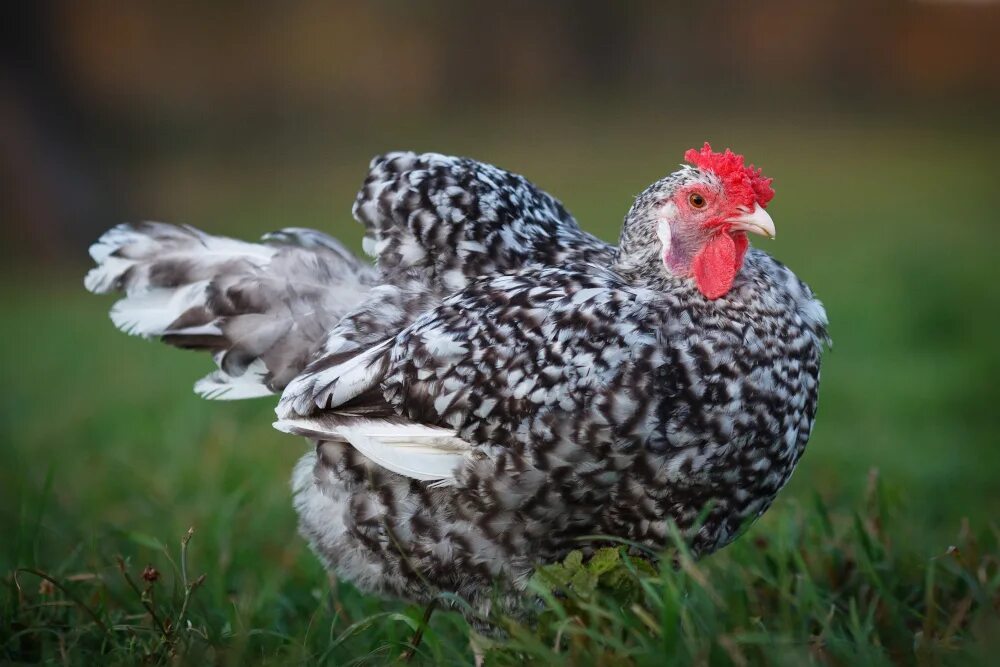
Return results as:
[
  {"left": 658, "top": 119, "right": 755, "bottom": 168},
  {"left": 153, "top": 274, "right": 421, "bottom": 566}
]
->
[{"left": 684, "top": 143, "right": 774, "bottom": 208}]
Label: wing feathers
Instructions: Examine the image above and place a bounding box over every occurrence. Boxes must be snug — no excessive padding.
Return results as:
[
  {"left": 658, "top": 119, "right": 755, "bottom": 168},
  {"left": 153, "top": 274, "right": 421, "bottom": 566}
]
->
[
  {"left": 276, "top": 339, "right": 393, "bottom": 418},
  {"left": 274, "top": 414, "right": 471, "bottom": 482}
]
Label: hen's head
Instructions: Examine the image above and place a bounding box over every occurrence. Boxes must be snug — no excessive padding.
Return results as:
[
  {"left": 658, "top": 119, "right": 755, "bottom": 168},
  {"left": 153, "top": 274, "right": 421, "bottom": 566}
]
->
[{"left": 619, "top": 143, "right": 775, "bottom": 299}]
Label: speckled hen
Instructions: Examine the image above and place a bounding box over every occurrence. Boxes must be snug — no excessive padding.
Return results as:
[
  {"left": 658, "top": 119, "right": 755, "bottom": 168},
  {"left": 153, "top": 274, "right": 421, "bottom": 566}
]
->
[{"left": 85, "top": 145, "right": 829, "bottom": 617}]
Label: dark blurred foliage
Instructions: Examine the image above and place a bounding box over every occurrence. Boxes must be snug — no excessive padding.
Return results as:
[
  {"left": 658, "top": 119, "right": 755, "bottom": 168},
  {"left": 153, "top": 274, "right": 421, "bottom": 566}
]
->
[{"left": 2, "top": 0, "right": 998, "bottom": 262}]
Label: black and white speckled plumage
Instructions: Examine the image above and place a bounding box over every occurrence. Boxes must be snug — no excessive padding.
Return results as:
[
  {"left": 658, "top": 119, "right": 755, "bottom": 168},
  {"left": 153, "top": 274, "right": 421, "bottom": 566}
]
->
[
  {"left": 355, "top": 152, "right": 612, "bottom": 288},
  {"left": 86, "top": 150, "right": 829, "bottom": 619}
]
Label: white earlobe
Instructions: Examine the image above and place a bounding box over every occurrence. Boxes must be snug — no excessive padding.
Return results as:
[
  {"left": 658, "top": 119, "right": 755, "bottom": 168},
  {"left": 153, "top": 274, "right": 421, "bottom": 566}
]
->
[
  {"left": 656, "top": 218, "right": 672, "bottom": 256},
  {"left": 655, "top": 202, "right": 676, "bottom": 258}
]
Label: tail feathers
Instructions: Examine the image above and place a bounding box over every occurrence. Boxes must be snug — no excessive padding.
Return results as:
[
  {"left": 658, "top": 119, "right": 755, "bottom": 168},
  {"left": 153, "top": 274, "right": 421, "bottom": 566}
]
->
[
  {"left": 85, "top": 223, "right": 275, "bottom": 296},
  {"left": 86, "top": 222, "right": 377, "bottom": 399},
  {"left": 194, "top": 360, "right": 273, "bottom": 400},
  {"left": 261, "top": 228, "right": 371, "bottom": 266},
  {"left": 108, "top": 283, "right": 216, "bottom": 338}
]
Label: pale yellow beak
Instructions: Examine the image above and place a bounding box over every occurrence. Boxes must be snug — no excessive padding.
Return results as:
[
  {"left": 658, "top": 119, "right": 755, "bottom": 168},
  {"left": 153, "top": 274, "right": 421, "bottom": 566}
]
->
[{"left": 726, "top": 203, "right": 776, "bottom": 239}]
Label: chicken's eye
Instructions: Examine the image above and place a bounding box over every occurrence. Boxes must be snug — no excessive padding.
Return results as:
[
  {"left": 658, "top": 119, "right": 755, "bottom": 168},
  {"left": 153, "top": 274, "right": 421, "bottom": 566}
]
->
[{"left": 689, "top": 193, "right": 706, "bottom": 209}]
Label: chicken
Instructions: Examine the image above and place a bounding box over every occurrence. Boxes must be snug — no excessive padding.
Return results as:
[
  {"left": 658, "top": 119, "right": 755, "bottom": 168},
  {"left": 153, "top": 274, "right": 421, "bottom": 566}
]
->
[{"left": 85, "top": 145, "right": 828, "bottom": 617}]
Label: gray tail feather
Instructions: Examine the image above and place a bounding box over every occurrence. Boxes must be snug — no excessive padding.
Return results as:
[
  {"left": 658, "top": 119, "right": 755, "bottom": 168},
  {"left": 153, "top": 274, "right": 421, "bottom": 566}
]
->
[{"left": 85, "top": 222, "right": 377, "bottom": 399}]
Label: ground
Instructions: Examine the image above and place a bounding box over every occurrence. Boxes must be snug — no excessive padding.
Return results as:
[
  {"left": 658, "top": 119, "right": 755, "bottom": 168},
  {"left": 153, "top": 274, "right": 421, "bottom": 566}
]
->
[{"left": 2, "top": 109, "right": 998, "bottom": 665}]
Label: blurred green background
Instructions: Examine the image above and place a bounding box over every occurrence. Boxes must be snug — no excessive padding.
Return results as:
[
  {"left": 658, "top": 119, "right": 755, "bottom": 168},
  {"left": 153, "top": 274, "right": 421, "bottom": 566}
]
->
[{"left": 2, "top": 0, "right": 999, "bottom": 613}]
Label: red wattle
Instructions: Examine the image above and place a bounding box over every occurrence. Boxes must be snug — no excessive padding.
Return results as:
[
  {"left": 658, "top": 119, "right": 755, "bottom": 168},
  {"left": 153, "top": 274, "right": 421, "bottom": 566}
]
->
[{"left": 692, "top": 233, "right": 748, "bottom": 299}]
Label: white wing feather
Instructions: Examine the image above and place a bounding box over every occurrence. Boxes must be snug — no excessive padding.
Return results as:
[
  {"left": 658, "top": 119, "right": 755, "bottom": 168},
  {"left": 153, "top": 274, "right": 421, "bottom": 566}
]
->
[{"left": 274, "top": 415, "right": 471, "bottom": 483}]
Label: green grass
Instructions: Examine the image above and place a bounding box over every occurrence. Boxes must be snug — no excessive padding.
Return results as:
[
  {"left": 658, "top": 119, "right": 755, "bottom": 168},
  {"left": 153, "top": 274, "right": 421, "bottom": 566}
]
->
[{"left": 2, "top": 109, "right": 999, "bottom": 664}]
